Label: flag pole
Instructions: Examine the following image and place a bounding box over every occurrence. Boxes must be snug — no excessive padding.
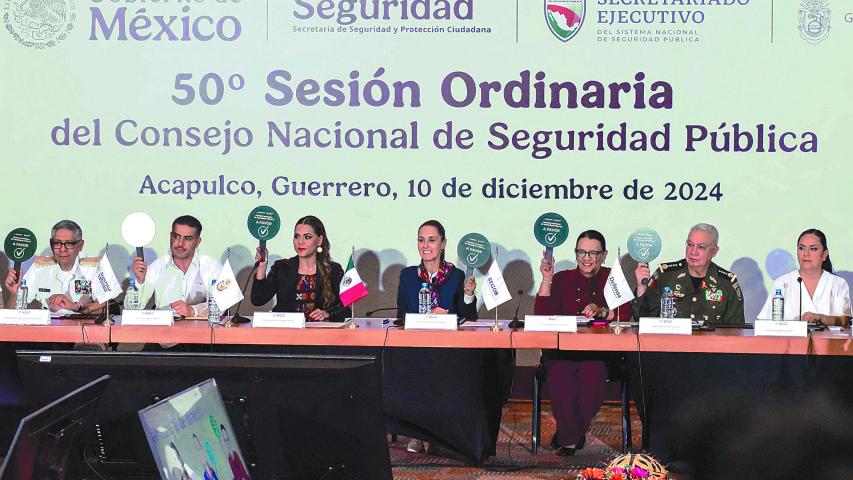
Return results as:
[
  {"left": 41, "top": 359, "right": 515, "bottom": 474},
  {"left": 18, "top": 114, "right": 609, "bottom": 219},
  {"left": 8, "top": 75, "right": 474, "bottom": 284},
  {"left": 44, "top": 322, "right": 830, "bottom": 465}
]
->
[
  {"left": 101, "top": 243, "right": 114, "bottom": 326},
  {"left": 491, "top": 247, "right": 501, "bottom": 332},
  {"left": 612, "top": 247, "right": 624, "bottom": 334},
  {"left": 347, "top": 246, "right": 357, "bottom": 329}
]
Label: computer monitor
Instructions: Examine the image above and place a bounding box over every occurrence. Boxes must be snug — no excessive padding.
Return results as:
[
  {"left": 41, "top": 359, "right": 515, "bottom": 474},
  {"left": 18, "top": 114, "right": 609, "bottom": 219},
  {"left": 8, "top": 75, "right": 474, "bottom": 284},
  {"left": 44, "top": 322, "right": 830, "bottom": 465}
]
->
[
  {"left": 16, "top": 351, "right": 391, "bottom": 480},
  {"left": 0, "top": 375, "right": 110, "bottom": 480},
  {"left": 139, "top": 378, "right": 251, "bottom": 480}
]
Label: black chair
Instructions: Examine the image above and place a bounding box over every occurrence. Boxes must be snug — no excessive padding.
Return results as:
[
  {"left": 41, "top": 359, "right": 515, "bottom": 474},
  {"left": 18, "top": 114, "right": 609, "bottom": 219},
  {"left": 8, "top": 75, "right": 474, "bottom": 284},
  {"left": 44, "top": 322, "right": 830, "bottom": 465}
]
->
[{"left": 531, "top": 355, "right": 633, "bottom": 454}]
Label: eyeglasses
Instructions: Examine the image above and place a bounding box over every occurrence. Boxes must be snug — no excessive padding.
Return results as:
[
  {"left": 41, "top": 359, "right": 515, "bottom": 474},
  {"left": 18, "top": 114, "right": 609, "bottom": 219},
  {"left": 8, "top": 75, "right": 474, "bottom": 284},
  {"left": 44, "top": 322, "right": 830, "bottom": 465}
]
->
[
  {"left": 575, "top": 249, "right": 603, "bottom": 259},
  {"left": 50, "top": 240, "right": 80, "bottom": 250}
]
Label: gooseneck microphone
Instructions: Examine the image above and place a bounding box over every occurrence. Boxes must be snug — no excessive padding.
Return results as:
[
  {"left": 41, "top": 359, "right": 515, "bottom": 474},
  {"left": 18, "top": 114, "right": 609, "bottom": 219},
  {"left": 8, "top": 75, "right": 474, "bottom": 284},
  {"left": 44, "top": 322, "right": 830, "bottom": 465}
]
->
[
  {"left": 797, "top": 276, "right": 803, "bottom": 321},
  {"left": 229, "top": 264, "right": 260, "bottom": 324},
  {"left": 508, "top": 290, "right": 525, "bottom": 329},
  {"left": 365, "top": 306, "right": 397, "bottom": 317}
]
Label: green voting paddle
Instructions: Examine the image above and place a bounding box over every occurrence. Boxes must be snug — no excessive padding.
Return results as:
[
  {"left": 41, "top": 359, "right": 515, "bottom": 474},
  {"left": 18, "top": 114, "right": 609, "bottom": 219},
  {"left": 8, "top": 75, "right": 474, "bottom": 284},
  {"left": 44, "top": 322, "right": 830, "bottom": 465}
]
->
[
  {"left": 247, "top": 206, "right": 281, "bottom": 263},
  {"left": 457, "top": 233, "right": 491, "bottom": 277},
  {"left": 4, "top": 228, "right": 37, "bottom": 277},
  {"left": 627, "top": 228, "right": 662, "bottom": 286},
  {"left": 533, "top": 212, "right": 569, "bottom": 262}
]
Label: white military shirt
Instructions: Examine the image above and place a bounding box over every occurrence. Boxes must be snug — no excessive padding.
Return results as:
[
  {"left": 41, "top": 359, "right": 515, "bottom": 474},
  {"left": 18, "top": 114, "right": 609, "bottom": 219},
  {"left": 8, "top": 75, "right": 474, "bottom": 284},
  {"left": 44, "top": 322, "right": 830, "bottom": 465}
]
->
[{"left": 22, "top": 254, "right": 100, "bottom": 314}]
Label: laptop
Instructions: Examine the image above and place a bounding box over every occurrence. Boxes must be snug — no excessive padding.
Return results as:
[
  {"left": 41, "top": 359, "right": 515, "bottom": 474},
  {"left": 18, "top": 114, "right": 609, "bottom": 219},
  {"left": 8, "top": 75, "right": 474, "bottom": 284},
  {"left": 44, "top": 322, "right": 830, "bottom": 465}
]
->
[{"left": 138, "top": 378, "right": 251, "bottom": 480}]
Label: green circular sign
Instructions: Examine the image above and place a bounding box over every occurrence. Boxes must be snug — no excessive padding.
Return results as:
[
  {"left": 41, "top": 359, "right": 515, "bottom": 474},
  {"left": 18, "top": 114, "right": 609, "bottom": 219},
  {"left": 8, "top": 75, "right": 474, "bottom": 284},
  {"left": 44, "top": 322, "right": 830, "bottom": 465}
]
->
[
  {"left": 4, "top": 228, "right": 37, "bottom": 263},
  {"left": 247, "top": 206, "right": 281, "bottom": 241},
  {"left": 533, "top": 213, "right": 569, "bottom": 248},
  {"left": 627, "top": 228, "right": 662, "bottom": 263},
  {"left": 457, "top": 233, "right": 491, "bottom": 269}
]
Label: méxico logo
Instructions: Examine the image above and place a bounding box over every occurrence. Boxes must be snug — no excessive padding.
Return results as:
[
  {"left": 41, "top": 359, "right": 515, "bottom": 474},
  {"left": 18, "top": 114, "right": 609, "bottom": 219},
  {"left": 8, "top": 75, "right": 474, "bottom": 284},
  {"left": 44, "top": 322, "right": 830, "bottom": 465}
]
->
[
  {"left": 798, "top": 0, "right": 831, "bottom": 44},
  {"left": 545, "top": 0, "right": 585, "bottom": 42},
  {"left": 3, "top": 0, "right": 75, "bottom": 48}
]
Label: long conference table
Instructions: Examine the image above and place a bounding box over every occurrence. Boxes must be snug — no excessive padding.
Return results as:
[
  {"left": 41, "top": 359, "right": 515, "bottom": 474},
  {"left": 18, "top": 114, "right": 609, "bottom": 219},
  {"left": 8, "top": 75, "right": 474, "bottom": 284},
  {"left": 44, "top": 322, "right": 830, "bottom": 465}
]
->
[
  {"left": 1, "top": 318, "right": 852, "bottom": 355},
  {"left": 2, "top": 318, "right": 853, "bottom": 465}
]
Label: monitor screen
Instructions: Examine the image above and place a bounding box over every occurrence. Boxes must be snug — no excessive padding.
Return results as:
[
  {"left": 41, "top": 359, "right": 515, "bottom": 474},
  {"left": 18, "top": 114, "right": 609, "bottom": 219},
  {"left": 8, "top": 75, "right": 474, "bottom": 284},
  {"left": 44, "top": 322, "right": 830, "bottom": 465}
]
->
[
  {"left": 16, "top": 351, "right": 391, "bottom": 480},
  {"left": 0, "top": 375, "right": 110, "bottom": 480},
  {"left": 139, "top": 378, "right": 251, "bottom": 480}
]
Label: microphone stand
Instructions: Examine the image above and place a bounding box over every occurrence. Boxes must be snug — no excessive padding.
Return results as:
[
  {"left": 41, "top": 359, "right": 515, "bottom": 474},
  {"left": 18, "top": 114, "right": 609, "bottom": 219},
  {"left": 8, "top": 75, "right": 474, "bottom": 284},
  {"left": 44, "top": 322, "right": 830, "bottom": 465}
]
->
[
  {"left": 229, "top": 263, "right": 259, "bottom": 325},
  {"left": 365, "top": 307, "right": 398, "bottom": 317},
  {"left": 507, "top": 290, "right": 525, "bottom": 329}
]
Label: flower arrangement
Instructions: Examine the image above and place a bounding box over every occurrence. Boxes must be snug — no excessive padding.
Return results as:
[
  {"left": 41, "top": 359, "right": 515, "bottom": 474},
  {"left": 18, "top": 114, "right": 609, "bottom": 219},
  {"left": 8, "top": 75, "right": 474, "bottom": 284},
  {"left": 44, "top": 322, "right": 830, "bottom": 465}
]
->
[{"left": 577, "top": 453, "right": 667, "bottom": 480}]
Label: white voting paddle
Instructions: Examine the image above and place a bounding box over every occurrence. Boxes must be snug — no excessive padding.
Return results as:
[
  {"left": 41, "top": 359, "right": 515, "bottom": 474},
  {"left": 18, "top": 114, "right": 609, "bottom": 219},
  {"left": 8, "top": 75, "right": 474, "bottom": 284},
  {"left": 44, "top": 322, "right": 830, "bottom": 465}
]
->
[{"left": 121, "top": 212, "right": 156, "bottom": 261}]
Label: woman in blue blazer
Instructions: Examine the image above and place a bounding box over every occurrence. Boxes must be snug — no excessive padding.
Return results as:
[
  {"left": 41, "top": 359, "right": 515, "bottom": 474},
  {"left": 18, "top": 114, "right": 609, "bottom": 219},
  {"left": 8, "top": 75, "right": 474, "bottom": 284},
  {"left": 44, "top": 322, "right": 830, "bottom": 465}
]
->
[{"left": 397, "top": 220, "right": 478, "bottom": 320}]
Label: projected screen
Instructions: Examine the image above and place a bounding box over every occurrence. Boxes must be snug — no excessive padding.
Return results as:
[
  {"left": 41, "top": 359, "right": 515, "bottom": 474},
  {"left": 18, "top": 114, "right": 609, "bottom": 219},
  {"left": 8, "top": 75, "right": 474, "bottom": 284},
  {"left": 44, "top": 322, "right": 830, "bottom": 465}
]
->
[{"left": 1, "top": 1, "right": 850, "bottom": 319}]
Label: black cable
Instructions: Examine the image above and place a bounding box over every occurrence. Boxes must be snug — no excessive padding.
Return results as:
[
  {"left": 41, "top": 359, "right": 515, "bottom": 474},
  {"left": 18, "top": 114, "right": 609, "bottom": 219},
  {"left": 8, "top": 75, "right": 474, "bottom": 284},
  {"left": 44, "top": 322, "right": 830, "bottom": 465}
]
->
[
  {"left": 484, "top": 329, "right": 523, "bottom": 472},
  {"left": 633, "top": 321, "right": 647, "bottom": 451},
  {"left": 83, "top": 443, "right": 108, "bottom": 480},
  {"left": 229, "top": 263, "right": 260, "bottom": 323}
]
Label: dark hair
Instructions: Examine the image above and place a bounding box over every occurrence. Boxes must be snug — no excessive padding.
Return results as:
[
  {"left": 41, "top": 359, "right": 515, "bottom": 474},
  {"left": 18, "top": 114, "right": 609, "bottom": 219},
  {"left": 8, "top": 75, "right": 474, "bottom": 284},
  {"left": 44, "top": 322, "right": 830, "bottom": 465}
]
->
[
  {"left": 295, "top": 215, "right": 334, "bottom": 306},
  {"left": 418, "top": 220, "right": 446, "bottom": 262},
  {"left": 798, "top": 228, "right": 833, "bottom": 273},
  {"left": 172, "top": 215, "right": 203, "bottom": 236},
  {"left": 576, "top": 229, "right": 606, "bottom": 252}
]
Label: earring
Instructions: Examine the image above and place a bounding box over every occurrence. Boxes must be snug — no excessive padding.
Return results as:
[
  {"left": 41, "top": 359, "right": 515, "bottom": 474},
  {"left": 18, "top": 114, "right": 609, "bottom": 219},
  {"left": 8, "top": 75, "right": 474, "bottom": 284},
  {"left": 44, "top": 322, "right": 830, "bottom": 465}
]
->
[{"left": 317, "top": 246, "right": 323, "bottom": 253}]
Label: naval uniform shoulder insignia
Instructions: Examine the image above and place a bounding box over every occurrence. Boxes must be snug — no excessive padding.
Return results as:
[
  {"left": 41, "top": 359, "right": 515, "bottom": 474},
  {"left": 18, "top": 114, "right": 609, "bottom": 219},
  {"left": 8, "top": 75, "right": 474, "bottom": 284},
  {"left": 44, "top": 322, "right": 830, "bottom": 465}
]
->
[{"left": 33, "top": 256, "right": 56, "bottom": 267}]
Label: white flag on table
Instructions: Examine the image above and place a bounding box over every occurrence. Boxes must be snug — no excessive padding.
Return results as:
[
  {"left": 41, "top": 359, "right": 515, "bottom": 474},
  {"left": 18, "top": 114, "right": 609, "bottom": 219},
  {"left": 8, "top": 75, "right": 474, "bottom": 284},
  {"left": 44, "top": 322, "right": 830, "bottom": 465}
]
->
[
  {"left": 212, "top": 258, "right": 243, "bottom": 311},
  {"left": 604, "top": 258, "right": 634, "bottom": 310},
  {"left": 92, "top": 255, "right": 122, "bottom": 303},
  {"left": 482, "top": 260, "right": 512, "bottom": 310}
]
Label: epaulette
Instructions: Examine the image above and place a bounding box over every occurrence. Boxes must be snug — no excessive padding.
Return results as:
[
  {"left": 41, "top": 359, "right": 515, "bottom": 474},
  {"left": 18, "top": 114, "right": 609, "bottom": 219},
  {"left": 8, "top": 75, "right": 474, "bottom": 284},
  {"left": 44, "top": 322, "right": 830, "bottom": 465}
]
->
[
  {"left": 716, "top": 265, "right": 743, "bottom": 300},
  {"left": 33, "top": 256, "right": 56, "bottom": 267},
  {"left": 79, "top": 256, "right": 101, "bottom": 267},
  {"left": 659, "top": 260, "right": 684, "bottom": 271}
]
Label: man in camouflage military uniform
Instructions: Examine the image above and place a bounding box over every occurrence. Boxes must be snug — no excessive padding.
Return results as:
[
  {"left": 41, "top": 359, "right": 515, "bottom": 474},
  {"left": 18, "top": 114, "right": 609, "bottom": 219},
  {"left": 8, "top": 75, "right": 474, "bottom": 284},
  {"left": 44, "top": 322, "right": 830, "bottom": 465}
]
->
[
  {"left": 633, "top": 223, "right": 744, "bottom": 324},
  {"left": 4, "top": 220, "right": 104, "bottom": 314}
]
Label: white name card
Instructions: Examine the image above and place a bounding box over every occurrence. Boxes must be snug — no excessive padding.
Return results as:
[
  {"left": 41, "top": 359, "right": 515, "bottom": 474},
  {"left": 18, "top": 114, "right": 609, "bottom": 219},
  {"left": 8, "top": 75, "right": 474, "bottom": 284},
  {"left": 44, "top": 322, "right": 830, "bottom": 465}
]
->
[
  {"left": 524, "top": 315, "right": 578, "bottom": 332},
  {"left": 639, "top": 317, "right": 692, "bottom": 335},
  {"left": 0, "top": 309, "right": 50, "bottom": 325},
  {"left": 754, "top": 320, "right": 808, "bottom": 337},
  {"left": 404, "top": 313, "right": 458, "bottom": 330},
  {"left": 121, "top": 310, "right": 174, "bottom": 326},
  {"left": 253, "top": 312, "right": 305, "bottom": 329}
]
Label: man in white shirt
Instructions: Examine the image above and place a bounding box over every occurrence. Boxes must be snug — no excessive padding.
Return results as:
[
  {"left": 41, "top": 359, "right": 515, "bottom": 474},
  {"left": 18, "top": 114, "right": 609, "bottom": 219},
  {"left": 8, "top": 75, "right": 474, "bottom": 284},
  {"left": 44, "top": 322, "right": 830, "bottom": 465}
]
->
[
  {"left": 3, "top": 220, "right": 104, "bottom": 314},
  {"left": 131, "top": 215, "right": 222, "bottom": 318}
]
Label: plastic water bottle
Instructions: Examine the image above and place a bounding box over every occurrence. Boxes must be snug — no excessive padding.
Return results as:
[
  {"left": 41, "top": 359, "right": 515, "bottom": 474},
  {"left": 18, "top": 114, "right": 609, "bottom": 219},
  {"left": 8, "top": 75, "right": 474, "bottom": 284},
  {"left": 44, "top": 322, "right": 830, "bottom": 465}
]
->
[
  {"left": 208, "top": 279, "right": 221, "bottom": 324},
  {"left": 124, "top": 279, "right": 140, "bottom": 310},
  {"left": 15, "top": 280, "right": 28, "bottom": 310},
  {"left": 771, "top": 288, "right": 784, "bottom": 320},
  {"left": 418, "top": 283, "right": 431, "bottom": 314},
  {"left": 660, "top": 287, "right": 675, "bottom": 318}
]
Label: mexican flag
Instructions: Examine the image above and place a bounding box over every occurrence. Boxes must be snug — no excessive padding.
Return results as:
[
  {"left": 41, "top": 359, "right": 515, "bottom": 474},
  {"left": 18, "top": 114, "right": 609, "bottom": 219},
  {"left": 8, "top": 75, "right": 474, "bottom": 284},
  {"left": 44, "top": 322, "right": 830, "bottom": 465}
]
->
[{"left": 339, "top": 252, "right": 368, "bottom": 307}]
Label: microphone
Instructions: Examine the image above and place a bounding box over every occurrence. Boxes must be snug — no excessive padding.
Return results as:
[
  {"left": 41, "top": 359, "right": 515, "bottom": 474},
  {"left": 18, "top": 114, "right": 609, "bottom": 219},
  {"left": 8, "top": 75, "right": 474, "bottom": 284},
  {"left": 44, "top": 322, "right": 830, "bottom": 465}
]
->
[
  {"left": 797, "top": 276, "right": 803, "bottom": 322},
  {"left": 229, "top": 263, "right": 260, "bottom": 324},
  {"left": 640, "top": 263, "right": 651, "bottom": 286},
  {"left": 508, "top": 290, "right": 525, "bottom": 329},
  {"left": 365, "top": 306, "right": 397, "bottom": 317}
]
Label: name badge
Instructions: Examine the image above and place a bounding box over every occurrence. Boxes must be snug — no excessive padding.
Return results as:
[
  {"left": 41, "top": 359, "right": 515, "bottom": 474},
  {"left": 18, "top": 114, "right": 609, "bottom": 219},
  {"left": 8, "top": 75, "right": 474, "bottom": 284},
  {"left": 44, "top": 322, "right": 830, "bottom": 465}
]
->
[
  {"left": 253, "top": 312, "right": 305, "bottom": 329},
  {"left": 404, "top": 313, "right": 458, "bottom": 331},
  {"left": 0, "top": 309, "right": 51, "bottom": 325},
  {"left": 639, "top": 317, "right": 692, "bottom": 335},
  {"left": 754, "top": 320, "right": 808, "bottom": 337},
  {"left": 524, "top": 315, "right": 578, "bottom": 332},
  {"left": 121, "top": 310, "right": 174, "bottom": 326}
]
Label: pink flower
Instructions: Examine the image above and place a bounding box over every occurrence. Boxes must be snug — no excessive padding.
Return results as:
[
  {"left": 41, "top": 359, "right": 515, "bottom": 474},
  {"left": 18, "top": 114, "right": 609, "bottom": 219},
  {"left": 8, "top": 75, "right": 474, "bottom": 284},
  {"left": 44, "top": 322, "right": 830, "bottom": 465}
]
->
[{"left": 630, "top": 466, "right": 649, "bottom": 478}]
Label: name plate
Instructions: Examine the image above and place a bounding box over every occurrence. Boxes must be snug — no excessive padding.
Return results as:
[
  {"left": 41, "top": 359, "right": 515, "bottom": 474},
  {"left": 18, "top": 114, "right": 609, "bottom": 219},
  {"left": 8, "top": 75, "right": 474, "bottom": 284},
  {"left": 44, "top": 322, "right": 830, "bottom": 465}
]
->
[
  {"left": 121, "top": 310, "right": 174, "bottom": 326},
  {"left": 404, "top": 313, "right": 457, "bottom": 331},
  {"left": 524, "top": 315, "right": 578, "bottom": 332},
  {"left": 253, "top": 312, "right": 305, "bottom": 329},
  {"left": 0, "top": 309, "right": 50, "bottom": 325},
  {"left": 639, "top": 317, "right": 692, "bottom": 335},
  {"left": 754, "top": 320, "right": 808, "bottom": 337}
]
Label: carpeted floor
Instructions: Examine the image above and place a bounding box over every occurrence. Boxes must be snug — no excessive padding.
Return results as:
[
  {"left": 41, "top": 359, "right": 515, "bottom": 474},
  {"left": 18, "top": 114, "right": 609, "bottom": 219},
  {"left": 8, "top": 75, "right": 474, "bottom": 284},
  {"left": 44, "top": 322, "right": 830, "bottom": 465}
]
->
[{"left": 390, "top": 401, "right": 643, "bottom": 479}]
